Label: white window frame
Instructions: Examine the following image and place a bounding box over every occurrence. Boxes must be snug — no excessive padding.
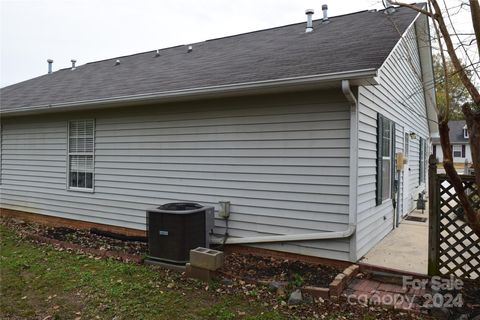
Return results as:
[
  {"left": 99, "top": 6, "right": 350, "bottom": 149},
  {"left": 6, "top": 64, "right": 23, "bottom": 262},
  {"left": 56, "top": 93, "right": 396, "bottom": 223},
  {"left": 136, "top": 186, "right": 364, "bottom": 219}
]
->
[
  {"left": 453, "top": 145, "right": 462, "bottom": 158},
  {"left": 66, "top": 119, "right": 95, "bottom": 192},
  {"left": 376, "top": 114, "right": 395, "bottom": 206}
]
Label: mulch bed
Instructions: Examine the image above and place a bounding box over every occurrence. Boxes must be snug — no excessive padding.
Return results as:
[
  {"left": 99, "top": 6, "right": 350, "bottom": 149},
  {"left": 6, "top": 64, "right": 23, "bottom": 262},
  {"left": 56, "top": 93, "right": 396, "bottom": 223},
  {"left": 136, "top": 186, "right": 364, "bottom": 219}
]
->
[
  {"left": 0, "top": 218, "right": 337, "bottom": 288},
  {"left": 220, "top": 252, "right": 340, "bottom": 287},
  {"left": 438, "top": 278, "right": 480, "bottom": 319},
  {"left": 43, "top": 226, "right": 147, "bottom": 255},
  {"left": 1, "top": 217, "right": 147, "bottom": 256}
]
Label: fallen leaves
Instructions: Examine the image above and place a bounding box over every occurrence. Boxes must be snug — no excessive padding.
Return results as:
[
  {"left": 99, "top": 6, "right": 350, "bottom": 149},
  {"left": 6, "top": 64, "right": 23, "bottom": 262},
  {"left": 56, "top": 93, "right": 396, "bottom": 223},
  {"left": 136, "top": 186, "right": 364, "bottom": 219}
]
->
[{"left": 219, "top": 252, "right": 340, "bottom": 287}]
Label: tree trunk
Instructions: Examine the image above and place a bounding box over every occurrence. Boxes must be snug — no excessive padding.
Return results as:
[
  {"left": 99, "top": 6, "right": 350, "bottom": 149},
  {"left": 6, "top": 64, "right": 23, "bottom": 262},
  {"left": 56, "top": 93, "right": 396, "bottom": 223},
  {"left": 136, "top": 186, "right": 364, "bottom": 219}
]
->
[
  {"left": 470, "top": 0, "right": 480, "bottom": 56},
  {"left": 430, "top": 0, "right": 480, "bottom": 106},
  {"left": 390, "top": 0, "right": 480, "bottom": 237},
  {"left": 439, "top": 118, "right": 480, "bottom": 237},
  {"left": 463, "top": 104, "right": 480, "bottom": 191}
]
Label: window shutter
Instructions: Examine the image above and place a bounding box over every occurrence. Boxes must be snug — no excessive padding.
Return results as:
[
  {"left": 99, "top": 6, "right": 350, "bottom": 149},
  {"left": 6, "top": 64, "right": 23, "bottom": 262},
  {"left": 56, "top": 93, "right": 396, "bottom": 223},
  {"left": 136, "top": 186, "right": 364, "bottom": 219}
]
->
[
  {"left": 462, "top": 144, "right": 466, "bottom": 158},
  {"left": 376, "top": 114, "right": 384, "bottom": 206},
  {"left": 391, "top": 122, "right": 396, "bottom": 196}
]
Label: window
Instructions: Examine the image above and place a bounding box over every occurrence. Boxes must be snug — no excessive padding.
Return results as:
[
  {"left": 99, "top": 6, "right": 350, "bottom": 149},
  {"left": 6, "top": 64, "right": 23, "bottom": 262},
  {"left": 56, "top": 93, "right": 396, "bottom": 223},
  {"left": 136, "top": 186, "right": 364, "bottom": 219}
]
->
[
  {"left": 68, "top": 120, "right": 94, "bottom": 190},
  {"left": 376, "top": 114, "right": 395, "bottom": 205},
  {"left": 453, "top": 145, "right": 463, "bottom": 158}
]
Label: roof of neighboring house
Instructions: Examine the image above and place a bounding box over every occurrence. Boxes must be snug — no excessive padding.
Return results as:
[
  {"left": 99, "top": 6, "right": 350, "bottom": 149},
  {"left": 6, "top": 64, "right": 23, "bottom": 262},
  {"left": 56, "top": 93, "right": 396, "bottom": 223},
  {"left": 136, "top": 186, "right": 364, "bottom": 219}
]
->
[
  {"left": 432, "top": 120, "right": 469, "bottom": 144},
  {"left": 1, "top": 5, "right": 422, "bottom": 113}
]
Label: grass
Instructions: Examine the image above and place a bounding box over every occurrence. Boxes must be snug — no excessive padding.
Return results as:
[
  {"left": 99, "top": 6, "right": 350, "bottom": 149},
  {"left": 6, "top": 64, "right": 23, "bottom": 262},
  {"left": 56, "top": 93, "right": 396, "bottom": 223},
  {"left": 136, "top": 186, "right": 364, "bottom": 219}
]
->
[
  {"left": 0, "top": 225, "right": 286, "bottom": 320},
  {"left": 0, "top": 223, "right": 428, "bottom": 320}
]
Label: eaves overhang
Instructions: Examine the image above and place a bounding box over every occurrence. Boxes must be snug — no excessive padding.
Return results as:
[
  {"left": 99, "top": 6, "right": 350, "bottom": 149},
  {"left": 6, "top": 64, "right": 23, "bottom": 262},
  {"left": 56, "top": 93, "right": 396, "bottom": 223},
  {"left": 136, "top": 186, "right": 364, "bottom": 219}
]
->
[{"left": 1, "top": 68, "right": 378, "bottom": 117}]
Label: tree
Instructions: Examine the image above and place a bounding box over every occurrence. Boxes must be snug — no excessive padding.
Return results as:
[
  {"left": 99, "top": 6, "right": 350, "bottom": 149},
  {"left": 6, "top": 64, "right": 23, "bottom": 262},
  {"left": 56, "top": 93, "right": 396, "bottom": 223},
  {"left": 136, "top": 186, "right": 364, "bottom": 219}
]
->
[
  {"left": 391, "top": 0, "right": 480, "bottom": 237},
  {"left": 433, "top": 54, "right": 473, "bottom": 120}
]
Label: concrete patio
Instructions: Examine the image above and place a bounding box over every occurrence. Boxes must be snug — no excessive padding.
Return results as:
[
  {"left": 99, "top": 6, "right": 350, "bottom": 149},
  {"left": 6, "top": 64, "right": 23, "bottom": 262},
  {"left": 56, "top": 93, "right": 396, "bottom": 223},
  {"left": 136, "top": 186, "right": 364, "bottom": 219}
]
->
[{"left": 359, "top": 210, "right": 429, "bottom": 275}]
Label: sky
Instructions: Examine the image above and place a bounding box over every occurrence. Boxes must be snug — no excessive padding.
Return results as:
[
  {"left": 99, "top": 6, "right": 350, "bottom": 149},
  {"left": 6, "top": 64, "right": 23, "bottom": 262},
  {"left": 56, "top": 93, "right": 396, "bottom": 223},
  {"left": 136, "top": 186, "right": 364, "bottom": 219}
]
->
[{"left": 0, "top": 0, "right": 476, "bottom": 88}]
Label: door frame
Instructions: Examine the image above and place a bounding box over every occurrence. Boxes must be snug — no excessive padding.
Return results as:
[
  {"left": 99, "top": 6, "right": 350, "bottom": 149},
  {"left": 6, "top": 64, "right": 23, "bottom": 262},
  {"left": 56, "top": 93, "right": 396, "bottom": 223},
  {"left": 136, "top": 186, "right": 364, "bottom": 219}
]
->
[{"left": 402, "top": 129, "right": 411, "bottom": 216}]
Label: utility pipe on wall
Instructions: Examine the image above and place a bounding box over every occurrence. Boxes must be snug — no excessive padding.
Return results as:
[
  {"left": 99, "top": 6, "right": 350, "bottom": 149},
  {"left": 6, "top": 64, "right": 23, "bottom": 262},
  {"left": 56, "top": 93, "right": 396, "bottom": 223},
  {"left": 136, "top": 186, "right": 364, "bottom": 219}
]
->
[{"left": 210, "top": 224, "right": 356, "bottom": 245}]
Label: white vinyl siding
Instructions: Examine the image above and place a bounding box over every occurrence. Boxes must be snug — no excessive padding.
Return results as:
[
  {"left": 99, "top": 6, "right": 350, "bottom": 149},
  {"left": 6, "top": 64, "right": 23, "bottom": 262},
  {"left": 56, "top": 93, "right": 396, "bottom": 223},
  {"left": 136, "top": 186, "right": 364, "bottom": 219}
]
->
[
  {"left": 356, "top": 20, "right": 429, "bottom": 258},
  {"left": 0, "top": 90, "right": 352, "bottom": 261},
  {"left": 434, "top": 143, "right": 472, "bottom": 163}
]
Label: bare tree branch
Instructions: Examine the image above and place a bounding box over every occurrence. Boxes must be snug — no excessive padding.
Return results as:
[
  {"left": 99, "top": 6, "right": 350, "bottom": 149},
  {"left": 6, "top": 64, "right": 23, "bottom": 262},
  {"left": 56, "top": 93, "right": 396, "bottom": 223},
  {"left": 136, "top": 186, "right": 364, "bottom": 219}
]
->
[
  {"left": 444, "top": 0, "right": 480, "bottom": 80},
  {"left": 395, "top": 0, "right": 480, "bottom": 236},
  {"left": 430, "top": 0, "right": 480, "bottom": 105},
  {"left": 470, "top": 0, "right": 480, "bottom": 54},
  {"left": 390, "top": 1, "right": 436, "bottom": 17}
]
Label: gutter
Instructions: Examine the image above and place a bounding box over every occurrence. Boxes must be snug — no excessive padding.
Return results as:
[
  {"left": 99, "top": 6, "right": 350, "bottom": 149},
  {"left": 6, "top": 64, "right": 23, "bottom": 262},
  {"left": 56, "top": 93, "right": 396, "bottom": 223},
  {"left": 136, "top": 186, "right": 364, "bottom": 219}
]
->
[
  {"left": 210, "top": 80, "right": 359, "bottom": 246},
  {"left": 1, "top": 68, "right": 377, "bottom": 117}
]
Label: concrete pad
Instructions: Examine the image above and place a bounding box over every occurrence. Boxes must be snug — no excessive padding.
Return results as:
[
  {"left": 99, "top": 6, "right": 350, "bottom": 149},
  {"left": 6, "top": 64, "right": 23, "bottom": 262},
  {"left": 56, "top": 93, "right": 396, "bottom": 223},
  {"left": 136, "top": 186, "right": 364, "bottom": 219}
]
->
[{"left": 360, "top": 210, "right": 428, "bottom": 275}]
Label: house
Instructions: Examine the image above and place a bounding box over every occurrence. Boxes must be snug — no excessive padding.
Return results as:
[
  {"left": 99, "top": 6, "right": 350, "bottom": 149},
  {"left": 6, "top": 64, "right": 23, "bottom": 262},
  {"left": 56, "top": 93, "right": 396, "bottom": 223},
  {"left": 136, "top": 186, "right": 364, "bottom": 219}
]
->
[
  {"left": 432, "top": 120, "right": 472, "bottom": 168},
  {"left": 0, "top": 4, "right": 437, "bottom": 262}
]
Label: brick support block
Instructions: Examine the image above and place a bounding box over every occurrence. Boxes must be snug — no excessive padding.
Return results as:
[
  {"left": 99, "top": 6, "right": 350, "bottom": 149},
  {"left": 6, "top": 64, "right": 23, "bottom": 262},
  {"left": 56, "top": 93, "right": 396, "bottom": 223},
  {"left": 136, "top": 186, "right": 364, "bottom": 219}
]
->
[
  {"left": 185, "top": 263, "right": 216, "bottom": 282},
  {"left": 190, "top": 247, "right": 224, "bottom": 271},
  {"left": 329, "top": 273, "right": 346, "bottom": 298}
]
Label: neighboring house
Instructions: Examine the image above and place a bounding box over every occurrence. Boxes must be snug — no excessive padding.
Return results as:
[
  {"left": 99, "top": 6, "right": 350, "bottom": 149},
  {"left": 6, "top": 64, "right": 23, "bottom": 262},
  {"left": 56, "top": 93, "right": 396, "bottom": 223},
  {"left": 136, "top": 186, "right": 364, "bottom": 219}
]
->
[
  {"left": 431, "top": 120, "right": 472, "bottom": 166},
  {"left": 0, "top": 4, "right": 437, "bottom": 262}
]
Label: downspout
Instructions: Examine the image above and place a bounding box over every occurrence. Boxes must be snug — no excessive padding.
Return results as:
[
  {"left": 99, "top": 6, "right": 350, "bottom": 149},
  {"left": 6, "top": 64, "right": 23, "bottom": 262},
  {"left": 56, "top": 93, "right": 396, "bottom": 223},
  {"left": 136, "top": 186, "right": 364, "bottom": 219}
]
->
[
  {"left": 342, "top": 80, "right": 359, "bottom": 262},
  {"left": 210, "top": 80, "right": 358, "bottom": 246}
]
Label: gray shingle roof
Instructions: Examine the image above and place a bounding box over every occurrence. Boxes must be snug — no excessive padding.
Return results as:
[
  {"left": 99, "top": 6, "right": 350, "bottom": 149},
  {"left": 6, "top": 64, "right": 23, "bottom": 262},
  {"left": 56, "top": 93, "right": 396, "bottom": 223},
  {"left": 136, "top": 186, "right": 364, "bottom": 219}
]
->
[
  {"left": 1, "top": 6, "right": 421, "bottom": 112},
  {"left": 432, "top": 120, "right": 469, "bottom": 144}
]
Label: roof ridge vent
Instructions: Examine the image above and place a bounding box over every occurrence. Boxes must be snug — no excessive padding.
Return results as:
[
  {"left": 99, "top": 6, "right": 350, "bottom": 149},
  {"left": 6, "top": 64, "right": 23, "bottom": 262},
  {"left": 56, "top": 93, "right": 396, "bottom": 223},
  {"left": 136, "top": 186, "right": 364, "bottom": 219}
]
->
[
  {"left": 115, "top": 59, "right": 120, "bottom": 66},
  {"left": 322, "top": 4, "right": 330, "bottom": 23},
  {"left": 305, "top": 9, "right": 314, "bottom": 33}
]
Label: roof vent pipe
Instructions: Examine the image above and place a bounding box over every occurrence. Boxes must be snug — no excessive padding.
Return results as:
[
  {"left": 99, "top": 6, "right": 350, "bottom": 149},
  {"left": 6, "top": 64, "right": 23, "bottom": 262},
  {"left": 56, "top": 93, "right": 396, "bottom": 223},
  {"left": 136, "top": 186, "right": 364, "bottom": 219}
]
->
[
  {"left": 384, "top": 0, "right": 396, "bottom": 14},
  {"left": 322, "top": 4, "right": 329, "bottom": 23},
  {"left": 187, "top": 45, "right": 193, "bottom": 53},
  {"left": 47, "top": 59, "right": 53, "bottom": 74},
  {"left": 305, "top": 9, "right": 314, "bottom": 33},
  {"left": 71, "top": 59, "right": 77, "bottom": 70},
  {"left": 115, "top": 59, "right": 120, "bottom": 65}
]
